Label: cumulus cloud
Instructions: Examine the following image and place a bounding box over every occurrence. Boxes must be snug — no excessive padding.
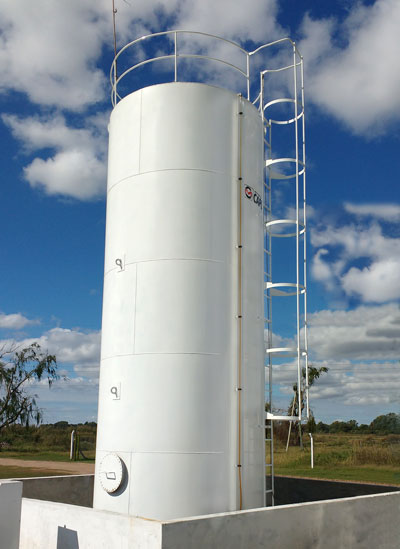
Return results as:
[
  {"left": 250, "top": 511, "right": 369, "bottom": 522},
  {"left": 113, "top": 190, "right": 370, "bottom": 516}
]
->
[
  {"left": 300, "top": 0, "right": 400, "bottom": 134},
  {"left": 3, "top": 113, "right": 107, "bottom": 200},
  {"left": 271, "top": 355, "right": 400, "bottom": 411},
  {"left": 0, "top": 312, "right": 38, "bottom": 330},
  {"left": 270, "top": 355, "right": 400, "bottom": 412},
  {"left": 29, "top": 375, "right": 99, "bottom": 423},
  {"left": 308, "top": 360, "right": 400, "bottom": 408},
  {"left": 0, "top": 1, "right": 111, "bottom": 110},
  {"left": 344, "top": 202, "right": 400, "bottom": 222},
  {"left": 311, "top": 216, "right": 400, "bottom": 303},
  {"left": 0, "top": 326, "right": 101, "bottom": 422},
  {"left": 0, "top": 0, "right": 287, "bottom": 200},
  {"left": 307, "top": 303, "right": 400, "bottom": 360},
  {"left": 0, "top": 0, "right": 282, "bottom": 111},
  {"left": 342, "top": 258, "right": 400, "bottom": 302},
  {"left": 1, "top": 327, "right": 101, "bottom": 379},
  {"left": 176, "top": 0, "right": 280, "bottom": 43},
  {"left": 37, "top": 327, "right": 101, "bottom": 378},
  {"left": 311, "top": 249, "right": 338, "bottom": 292}
]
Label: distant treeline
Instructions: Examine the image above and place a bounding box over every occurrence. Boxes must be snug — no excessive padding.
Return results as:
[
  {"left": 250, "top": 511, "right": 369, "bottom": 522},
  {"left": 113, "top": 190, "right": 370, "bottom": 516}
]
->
[
  {"left": 315, "top": 413, "right": 400, "bottom": 435},
  {"left": 2, "top": 414, "right": 400, "bottom": 454}
]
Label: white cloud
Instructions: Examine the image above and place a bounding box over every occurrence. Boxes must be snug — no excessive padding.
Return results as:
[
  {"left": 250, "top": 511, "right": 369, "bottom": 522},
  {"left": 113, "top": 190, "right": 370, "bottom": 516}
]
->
[
  {"left": 0, "top": 0, "right": 286, "bottom": 200},
  {"left": 309, "top": 360, "right": 400, "bottom": 408},
  {"left": 269, "top": 302, "right": 400, "bottom": 412},
  {"left": 3, "top": 113, "right": 107, "bottom": 200},
  {"left": 342, "top": 258, "right": 400, "bottom": 302},
  {"left": 2, "top": 0, "right": 400, "bottom": 138},
  {"left": 344, "top": 202, "right": 400, "bottom": 222},
  {"left": 0, "top": 312, "right": 38, "bottom": 330},
  {"left": 297, "top": 15, "right": 336, "bottom": 68},
  {"left": 284, "top": 205, "right": 316, "bottom": 221},
  {"left": 25, "top": 149, "right": 105, "bottom": 201},
  {"left": 0, "top": 0, "right": 170, "bottom": 111},
  {"left": 270, "top": 354, "right": 400, "bottom": 414},
  {"left": 311, "top": 221, "right": 400, "bottom": 261},
  {"left": 311, "top": 248, "right": 336, "bottom": 291},
  {"left": 270, "top": 355, "right": 400, "bottom": 411},
  {"left": 0, "top": 0, "right": 283, "bottom": 112},
  {"left": 0, "top": 326, "right": 101, "bottom": 422},
  {"left": 1, "top": 327, "right": 101, "bottom": 379},
  {"left": 38, "top": 327, "right": 101, "bottom": 378},
  {"left": 176, "top": 0, "right": 280, "bottom": 43},
  {"left": 29, "top": 376, "right": 99, "bottom": 423},
  {"left": 311, "top": 219, "right": 400, "bottom": 303},
  {"left": 300, "top": 0, "right": 400, "bottom": 134},
  {"left": 307, "top": 303, "right": 400, "bottom": 360},
  {"left": 0, "top": 1, "right": 111, "bottom": 110}
]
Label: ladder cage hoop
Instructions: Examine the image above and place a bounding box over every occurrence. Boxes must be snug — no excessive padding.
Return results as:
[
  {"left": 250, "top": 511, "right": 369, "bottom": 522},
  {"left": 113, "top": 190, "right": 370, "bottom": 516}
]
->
[{"left": 262, "top": 47, "right": 308, "bottom": 507}]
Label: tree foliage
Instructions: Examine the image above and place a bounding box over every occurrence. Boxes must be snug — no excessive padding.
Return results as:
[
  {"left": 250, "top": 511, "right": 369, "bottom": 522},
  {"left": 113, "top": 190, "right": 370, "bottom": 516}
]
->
[
  {"left": 289, "top": 365, "right": 329, "bottom": 416},
  {"left": 288, "top": 365, "right": 329, "bottom": 448},
  {"left": 315, "top": 414, "right": 400, "bottom": 435},
  {"left": 369, "top": 413, "right": 400, "bottom": 434},
  {"left": 0, "top": 343, "right": 58, "bottom": 431}
]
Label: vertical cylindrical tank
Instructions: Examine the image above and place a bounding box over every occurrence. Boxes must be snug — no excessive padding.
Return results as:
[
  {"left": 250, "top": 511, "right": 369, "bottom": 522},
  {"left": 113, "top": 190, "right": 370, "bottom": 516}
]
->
[{"left": 93, "top": 82, "right": 264, "bottom": 520}]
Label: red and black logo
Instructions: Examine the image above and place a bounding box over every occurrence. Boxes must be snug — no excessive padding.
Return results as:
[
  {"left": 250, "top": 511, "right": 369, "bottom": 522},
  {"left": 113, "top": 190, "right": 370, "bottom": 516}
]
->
[
  {"left": 244, "top": 185, "right": 262, "bottom": 209},
  {"left": 245, "top": 186, "right": 253, "bottom": 199}
]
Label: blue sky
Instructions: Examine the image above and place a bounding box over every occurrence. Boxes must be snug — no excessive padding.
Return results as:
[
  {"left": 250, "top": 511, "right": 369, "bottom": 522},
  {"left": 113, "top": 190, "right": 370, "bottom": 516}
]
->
[{"left": 0, "top": 0, "right": 399, "bottom": 425}]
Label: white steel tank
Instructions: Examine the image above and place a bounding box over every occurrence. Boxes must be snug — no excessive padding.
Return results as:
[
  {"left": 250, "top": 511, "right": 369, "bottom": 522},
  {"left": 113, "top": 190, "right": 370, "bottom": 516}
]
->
[{"left": 93, "top": 55, "right": 265, "bottom": 520}]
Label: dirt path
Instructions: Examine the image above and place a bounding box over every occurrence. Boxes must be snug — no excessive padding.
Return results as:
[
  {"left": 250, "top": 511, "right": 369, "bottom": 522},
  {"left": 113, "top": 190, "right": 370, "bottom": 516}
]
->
[{"left": 0, "top": 457, "right": 94, "bottom": 475}]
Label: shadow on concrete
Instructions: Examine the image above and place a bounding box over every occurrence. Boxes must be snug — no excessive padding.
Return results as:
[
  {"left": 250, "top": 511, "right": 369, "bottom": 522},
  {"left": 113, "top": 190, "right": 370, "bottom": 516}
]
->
[
  {"left": 274, "top": 475, "right": 400, "bottom": 506},
  {"left": 57, "top": 525, "right": 79, "bottom": 548}
]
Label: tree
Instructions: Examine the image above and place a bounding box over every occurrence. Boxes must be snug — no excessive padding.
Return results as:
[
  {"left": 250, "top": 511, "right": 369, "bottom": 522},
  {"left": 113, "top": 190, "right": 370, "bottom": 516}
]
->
[
  {"left": 369, "top": 413, "right": 400, "bottom": 434},
  {"left": 287, "top": 365, "right": 328, "bottom": 449},
  {"left": 0, "top": 343, "right": 57, "bottom": 431}
]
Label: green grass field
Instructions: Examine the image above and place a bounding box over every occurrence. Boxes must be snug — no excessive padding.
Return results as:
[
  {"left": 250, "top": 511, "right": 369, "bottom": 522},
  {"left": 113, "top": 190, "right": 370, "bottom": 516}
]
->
[
  {"left": 0, "top": 423, "right": 96, "bottom": 468},
  {"left": 2, "top": 425, "right": 400, "bottom": 486},
  {"left": 0, "top": 450, "right": 95, "bottom": 462},
  {"left": 273, "top": 433, "right": 400, "bottom": 485},
  {"left": 0, "top": 465, "right": 72, "bottom": 480}
]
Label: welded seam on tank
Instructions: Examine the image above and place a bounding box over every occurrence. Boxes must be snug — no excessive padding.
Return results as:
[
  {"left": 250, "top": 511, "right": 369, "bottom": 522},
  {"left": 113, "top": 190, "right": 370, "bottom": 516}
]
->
[
  {"left": 237, "top": 94, "right": 244, "bottom": 511},
  {"left": 133, "top": 263, "right": 138, "bottom": 354},
  {"left": 116, "top": 451, "right": 224, "bottom": 454},
  {"left": 104, "top": 258, "right": 223, "bottom": 277},
  {"left": 127, "top": 451, "right": 133, "bottom": 515},
  {"left": 107, "top": 168, "right": 230, "bottom": 194},
  {"left": 138, "top": 89, "right": 142, "bottom": 173},
  {"left": 101, "top": 352, "right": 221, "bottom": 360}
]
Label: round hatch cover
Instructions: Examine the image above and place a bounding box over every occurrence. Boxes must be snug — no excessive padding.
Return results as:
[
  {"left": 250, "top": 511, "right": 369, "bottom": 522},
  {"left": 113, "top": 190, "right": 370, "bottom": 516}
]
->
[{"left": 99, "top": 453, "right": 124, "bottom": 493}]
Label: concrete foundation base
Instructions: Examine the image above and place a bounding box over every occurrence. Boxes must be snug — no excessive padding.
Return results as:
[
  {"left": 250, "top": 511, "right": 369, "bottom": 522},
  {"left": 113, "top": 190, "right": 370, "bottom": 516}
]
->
[
  {"left": 2, "top": 475, "right": 399, "bottom": 547},
  {"left": 19, "top": 490, "right": 400, "bottom": 549},
  {"left": 0, "top": 480, "right": 22, "bottom": 549}
]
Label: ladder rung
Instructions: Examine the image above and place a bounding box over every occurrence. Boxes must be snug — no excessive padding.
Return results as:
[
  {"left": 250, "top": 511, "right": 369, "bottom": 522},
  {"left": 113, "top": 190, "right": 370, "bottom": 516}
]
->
[
  {"left": 265, "top": 464, "right": 273, "bottom": 467},
  {"left": 265, "top": 438, "right": 272, "bottom": 442},
  {"left": 265, "top": 489, "right": 273, "bottom": 493}
]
